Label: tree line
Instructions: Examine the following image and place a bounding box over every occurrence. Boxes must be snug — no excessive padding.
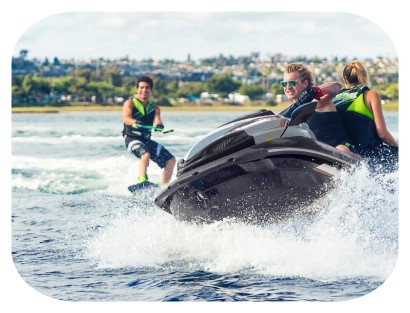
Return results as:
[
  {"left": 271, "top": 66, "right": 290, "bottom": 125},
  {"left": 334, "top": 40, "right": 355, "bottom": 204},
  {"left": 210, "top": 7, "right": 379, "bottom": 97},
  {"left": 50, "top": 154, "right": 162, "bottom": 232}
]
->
[{"left": 12, "top": 63, "right": 398, "bottom": 108}]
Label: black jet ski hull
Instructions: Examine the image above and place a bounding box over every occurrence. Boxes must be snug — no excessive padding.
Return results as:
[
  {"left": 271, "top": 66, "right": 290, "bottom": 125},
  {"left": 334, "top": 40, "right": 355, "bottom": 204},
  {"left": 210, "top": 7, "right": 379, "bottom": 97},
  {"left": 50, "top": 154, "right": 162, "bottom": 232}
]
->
[{"left": 155, "top": 136, "right": 356, "bottom": 224}]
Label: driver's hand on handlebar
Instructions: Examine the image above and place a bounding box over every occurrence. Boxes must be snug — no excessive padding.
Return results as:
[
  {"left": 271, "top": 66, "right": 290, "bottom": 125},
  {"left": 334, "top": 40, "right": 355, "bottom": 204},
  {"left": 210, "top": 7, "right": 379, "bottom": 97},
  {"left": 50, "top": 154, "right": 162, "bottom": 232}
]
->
[
  {"left": 296, "top": 87, "right": 317, "bottom": 106},
  {"left": 295, "top": 86, "right": 326, "bottom": 106}
]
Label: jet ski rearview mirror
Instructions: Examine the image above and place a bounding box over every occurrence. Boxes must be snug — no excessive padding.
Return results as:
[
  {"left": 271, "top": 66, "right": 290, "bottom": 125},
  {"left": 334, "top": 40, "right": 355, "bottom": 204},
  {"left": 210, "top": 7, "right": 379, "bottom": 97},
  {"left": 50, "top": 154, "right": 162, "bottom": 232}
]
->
[{"left": 288, "top": 101, "right": 317, "bottom": 126}]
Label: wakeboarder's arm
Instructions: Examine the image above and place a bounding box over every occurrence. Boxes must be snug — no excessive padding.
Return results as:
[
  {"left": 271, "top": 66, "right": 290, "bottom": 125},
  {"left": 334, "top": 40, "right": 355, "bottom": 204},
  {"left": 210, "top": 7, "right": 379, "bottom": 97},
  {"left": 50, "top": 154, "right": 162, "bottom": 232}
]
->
[{"left": 153, "top": 106, "right": 164, "bottom": 127}]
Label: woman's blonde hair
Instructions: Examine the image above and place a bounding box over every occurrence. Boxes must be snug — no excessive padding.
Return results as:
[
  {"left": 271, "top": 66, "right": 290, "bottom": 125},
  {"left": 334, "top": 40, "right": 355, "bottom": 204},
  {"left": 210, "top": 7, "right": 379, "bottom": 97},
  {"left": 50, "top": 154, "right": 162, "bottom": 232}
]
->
[
  {"left": 343, "top": 60, "right": 368, "bottom": 86},
  {"left": 285, "top": 63, "right": 314, "bottom": 87}
]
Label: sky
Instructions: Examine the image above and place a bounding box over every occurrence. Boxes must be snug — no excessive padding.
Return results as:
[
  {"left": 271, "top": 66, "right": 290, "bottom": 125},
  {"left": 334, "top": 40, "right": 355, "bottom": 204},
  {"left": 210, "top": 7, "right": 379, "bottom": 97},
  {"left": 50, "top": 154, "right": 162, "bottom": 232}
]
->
[
  {"left": 2, "top": 1, "right": 410, "bottom": 313},
  {"left": 12, "top": 12, "right": 398, "bottom": 61}
]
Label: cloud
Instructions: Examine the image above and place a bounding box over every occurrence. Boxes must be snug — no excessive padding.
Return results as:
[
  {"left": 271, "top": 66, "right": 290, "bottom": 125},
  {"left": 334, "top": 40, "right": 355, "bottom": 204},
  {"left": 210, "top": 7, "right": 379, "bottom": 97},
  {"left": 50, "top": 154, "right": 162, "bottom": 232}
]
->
[
  {"left": 300, "top": 21, "right": 317, "bottom": 34},
  {"left": 95, "top": 13, "right": 128, "bottom": 29},
  {"left": 239, "top": 22, "right": 253, "bottom": 35},
  {"left": 12, "top": 12, "right": 397, "bottom": 61}
]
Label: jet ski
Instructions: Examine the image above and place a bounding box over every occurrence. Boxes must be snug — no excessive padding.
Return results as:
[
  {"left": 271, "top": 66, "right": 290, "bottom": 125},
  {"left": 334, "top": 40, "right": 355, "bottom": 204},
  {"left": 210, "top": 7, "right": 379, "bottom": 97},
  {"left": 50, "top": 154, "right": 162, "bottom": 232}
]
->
[{"left": 154, "top": 102, "right": 359, "bottom": 224}]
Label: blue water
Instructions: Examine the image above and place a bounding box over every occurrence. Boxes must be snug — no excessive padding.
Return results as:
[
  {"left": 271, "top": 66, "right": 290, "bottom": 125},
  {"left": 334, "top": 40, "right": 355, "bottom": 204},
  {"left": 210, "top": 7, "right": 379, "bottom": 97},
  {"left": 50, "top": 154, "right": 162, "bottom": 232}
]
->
[{"left": 9, "top": 110, "right": 399, "bottom": 303}]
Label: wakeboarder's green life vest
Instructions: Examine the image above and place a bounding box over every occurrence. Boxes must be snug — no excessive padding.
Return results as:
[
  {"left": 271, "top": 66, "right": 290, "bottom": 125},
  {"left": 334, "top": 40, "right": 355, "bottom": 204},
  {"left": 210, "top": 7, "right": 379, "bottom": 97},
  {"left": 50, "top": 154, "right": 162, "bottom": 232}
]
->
[
  {"left": 123, "top": 98, "right": 157, "bottom": 139},
  {"left": 334, "top": 85, "right": 383, "bottom": 148}
]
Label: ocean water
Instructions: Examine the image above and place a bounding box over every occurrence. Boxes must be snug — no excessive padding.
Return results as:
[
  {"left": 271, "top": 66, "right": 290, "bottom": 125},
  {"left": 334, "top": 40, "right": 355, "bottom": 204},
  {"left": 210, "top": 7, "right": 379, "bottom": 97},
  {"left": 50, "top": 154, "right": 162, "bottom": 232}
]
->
[{"left": 9, "top": 110, "right": 400, "bottom": 304}]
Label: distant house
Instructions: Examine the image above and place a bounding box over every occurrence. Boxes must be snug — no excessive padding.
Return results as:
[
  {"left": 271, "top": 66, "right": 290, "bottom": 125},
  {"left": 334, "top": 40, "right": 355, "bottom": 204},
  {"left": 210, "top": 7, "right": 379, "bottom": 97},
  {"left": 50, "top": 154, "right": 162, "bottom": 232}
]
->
[
  {"left": 275, "top": 94, "right": 287, "bottom": 103},
  {"left": 228, "top": 92, "right": 250, "bottom": 104},
  {"left": 200, "top": 91, "right": 220, "bottom": 103}
]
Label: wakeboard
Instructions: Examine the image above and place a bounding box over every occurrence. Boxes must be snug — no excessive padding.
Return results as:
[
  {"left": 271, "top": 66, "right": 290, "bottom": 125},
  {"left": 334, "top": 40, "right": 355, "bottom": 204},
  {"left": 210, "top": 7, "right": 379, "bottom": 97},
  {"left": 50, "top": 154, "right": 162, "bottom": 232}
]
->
[{"left": 128, "top": 181, "right": 159, "bottom": 194}]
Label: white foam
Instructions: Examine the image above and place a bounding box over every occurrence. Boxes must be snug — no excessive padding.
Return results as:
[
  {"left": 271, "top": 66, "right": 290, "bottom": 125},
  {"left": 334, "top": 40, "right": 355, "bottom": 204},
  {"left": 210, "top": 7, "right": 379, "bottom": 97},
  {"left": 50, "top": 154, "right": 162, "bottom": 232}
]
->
[{"left": 86, "top": 167, "right": 398, "bottom": 282}]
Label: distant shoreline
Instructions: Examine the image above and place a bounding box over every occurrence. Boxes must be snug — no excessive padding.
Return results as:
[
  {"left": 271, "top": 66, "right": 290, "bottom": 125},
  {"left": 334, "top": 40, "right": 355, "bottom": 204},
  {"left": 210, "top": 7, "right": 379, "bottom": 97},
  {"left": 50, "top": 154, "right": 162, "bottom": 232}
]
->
[
  {"left": 11, "top": 101, "right": 398, "bottom": 113},
  {"left": 11, "top": 104, "right": 288, "bottom": 114}
]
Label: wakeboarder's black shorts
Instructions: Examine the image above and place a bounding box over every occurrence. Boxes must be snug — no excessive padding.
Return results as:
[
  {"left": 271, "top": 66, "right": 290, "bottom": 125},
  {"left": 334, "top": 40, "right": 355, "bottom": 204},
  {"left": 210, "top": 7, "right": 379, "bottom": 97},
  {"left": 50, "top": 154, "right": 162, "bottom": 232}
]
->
[{"left": 125, "top": 136, "right": 174, "bottom": 169}]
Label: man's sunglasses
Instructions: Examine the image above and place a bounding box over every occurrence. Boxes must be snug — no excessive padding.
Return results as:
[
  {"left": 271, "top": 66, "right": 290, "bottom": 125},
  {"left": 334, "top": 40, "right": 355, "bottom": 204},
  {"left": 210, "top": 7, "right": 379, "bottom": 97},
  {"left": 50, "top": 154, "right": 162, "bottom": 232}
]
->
[{"left": 280, "top": 80, "right": 298, "bottom": 87}]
